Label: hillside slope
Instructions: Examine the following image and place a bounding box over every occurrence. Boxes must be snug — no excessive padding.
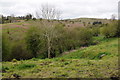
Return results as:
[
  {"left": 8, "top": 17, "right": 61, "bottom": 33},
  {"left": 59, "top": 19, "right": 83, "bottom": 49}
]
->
[
  {"left": 59, "top": 37, "right": 118, "bottom": 59},
  {"left": 1, "top": 38, "right": 119, "bottom": 78}
]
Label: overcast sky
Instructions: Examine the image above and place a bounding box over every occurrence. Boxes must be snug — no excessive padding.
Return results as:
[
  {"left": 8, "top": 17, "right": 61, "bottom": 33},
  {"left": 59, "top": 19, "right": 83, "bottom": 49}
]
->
[{"left": 0, "top": 0, "right": 119, "bottom": 19}]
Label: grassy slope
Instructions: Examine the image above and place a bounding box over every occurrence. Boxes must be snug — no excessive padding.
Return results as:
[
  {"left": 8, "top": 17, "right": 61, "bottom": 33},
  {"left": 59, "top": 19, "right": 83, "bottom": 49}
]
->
[
  {"left": 1, "top": 37, "right": 119, "bottom": 78},
  {"left": 59, "top": 37, "right": 118, "bottom": 59}
]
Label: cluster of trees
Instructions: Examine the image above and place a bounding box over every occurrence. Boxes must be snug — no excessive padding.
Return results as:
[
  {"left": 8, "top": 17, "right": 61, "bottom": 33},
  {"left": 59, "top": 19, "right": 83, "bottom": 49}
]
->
[
  {"left": 0, "top": 13, "right": 35, "bottom": 24},
  {"left": 2, "top": 21, "right": 118, "bottom": 61},
  {"left": 26, "top": 23, "right": 93, "bottom": 59}
]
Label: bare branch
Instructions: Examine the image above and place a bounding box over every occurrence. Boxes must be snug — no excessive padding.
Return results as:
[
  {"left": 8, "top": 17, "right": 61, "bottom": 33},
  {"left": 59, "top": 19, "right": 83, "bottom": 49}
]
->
[{"left": 36, "top": 4, "right": 62, "bottom": 20}]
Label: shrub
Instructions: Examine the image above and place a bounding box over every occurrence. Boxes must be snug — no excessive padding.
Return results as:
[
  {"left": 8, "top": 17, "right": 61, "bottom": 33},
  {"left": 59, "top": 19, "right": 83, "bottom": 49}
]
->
[
  {"left": 78, "top": 27, "right": 93, "bottom": 46},
  {"left": 10, "top": 41, "right": 33, "bottom": 60},
  {"left": 91, "top": 27, "right": 100, "bottom": 36},
  {"left": 100, "top": 26, "right": 116, "bottom": 38},
  {"left": 100, "top": 21, "right": 118, "bottom": 38}
]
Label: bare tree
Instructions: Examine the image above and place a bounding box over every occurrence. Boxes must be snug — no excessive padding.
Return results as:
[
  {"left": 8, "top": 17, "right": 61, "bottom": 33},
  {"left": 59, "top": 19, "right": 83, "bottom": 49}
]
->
[
  {"left": 36, "top": 4, "right": 62, "bottom": 58},
  {"left": 36, "top": 12, "right": 41, "bottom": 19},
  {"left": 36, "top": 4, "right": 61, "bottom": 20},
  {"left": 56, "top": 10, "right": 62, "bottom": 20}
]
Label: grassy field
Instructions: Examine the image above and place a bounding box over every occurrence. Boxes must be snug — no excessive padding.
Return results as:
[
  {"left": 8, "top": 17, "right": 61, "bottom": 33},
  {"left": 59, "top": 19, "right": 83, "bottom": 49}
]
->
[{"left": 1, "top": 37, "right": 119, "bottom": 78}]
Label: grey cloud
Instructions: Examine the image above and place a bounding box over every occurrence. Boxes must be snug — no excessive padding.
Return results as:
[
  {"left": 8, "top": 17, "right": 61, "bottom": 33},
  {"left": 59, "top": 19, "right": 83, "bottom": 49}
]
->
[{"left": 0, "top": 0, "right": 119, "bottom": 19}]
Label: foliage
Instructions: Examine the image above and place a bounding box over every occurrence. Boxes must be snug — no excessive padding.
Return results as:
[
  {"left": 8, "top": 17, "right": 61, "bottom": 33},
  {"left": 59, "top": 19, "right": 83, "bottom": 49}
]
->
[
  {"left": 91, "top": 27, "right": 100, "bottom": 36},
  {"left": 2, "top": 33, "right": 11, "bottom": 61},
  {"left": 10, "top": 41, "right": 33, "bottom": 60},
  {"left": 78, "top": 27, "right": 93, "bottom": 46},
  {"left": 25, "top": 14, "right": 32, "bottom": 20},
  {"left": 100, "top": 21, "right": 118, "bottom": 38},
  {"left": 25, "top": 27, "right": 42, "bottom": 58},
  {"left": 2, "top": 19, "right": 119, "bottom": 60}
]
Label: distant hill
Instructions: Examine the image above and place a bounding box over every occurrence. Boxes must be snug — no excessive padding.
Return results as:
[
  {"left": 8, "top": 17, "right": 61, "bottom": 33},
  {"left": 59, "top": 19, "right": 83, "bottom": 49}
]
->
[{"left": 61, "top": 18, "right": 111, "bottom": 27}]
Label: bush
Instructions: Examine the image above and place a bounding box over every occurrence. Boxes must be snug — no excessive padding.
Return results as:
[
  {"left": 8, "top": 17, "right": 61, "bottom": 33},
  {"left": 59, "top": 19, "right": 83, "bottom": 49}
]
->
[
  {"left": 78, "top": 27, "right": 93, "bottom": 46},
  {"left": 91, "top": 27, "right": 100, "bottom": 36},
  {"left": 101, "top": 26, "right": 117, "bottom": 38},
  {"left": 10, "top": 41, "right": 33, "bottom": 60},
  {"left": 100, "top": 21, "right": 118, "bottom": 38}
]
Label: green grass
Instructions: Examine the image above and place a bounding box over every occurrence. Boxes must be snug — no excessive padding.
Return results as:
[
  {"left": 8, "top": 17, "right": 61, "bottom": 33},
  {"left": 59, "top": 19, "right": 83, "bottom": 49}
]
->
[
  {"left": 59, "top": 37, "right": 118, "bottom": 60},
  {"left": 14, "top": 64, "right": 36, "bottom": 70},
  {"left": 1, "top": 37, "right": 119, "bottom": 78}
]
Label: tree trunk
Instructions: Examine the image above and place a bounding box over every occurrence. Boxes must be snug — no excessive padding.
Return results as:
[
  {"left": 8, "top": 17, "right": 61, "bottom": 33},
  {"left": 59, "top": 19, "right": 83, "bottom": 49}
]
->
[{"left": 47, "top": 37, "right": 51, "bottom": 58}]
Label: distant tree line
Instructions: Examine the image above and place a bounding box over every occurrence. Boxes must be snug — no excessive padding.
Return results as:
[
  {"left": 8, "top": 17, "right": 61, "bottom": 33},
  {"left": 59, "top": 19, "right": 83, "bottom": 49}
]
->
[{"left": 0, "top": 13, "right": 36, "bottom": 24}]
